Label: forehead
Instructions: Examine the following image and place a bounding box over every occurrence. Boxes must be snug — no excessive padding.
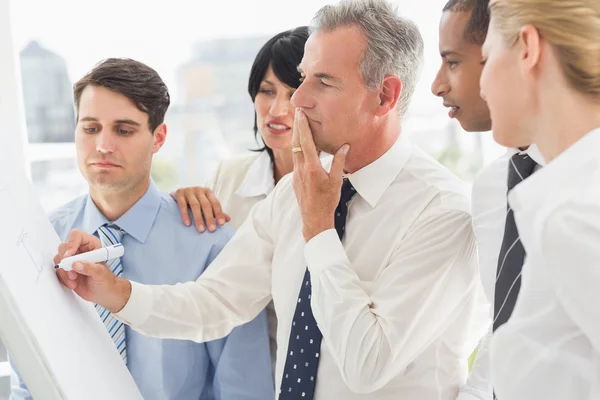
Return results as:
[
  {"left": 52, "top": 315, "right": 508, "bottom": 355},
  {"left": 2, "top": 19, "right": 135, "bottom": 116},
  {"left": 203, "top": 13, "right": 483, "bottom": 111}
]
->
[
  {"left": 78, "top": 85, "right": 146, "bottom": 122},
  {"left": 438, "top": 10, "right": 472, "bottom": 51},
  {"left": 300, "top": 26, "right": 366, "bottom": 79}
]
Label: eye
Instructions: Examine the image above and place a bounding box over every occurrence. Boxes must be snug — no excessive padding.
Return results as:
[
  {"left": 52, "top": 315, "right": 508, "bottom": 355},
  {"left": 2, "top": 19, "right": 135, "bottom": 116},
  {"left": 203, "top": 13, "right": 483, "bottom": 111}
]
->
[
  {"left": 84, "top": 127, "right": 97, "bottom": 133},
  {"left": 447, "top": 61, "right": 459, "bottom": 69},
  {"left": 118, "top": 129, "right": 132, "bottom": 136},
  {"left": 480, "top": 59, "right": 488, "bottom": 66},
  {"left": 319, "top": 80, "right": 332, "bottom": 87},
  {"left": 259, "top": 88, "right": 274, "bottom": 95}
]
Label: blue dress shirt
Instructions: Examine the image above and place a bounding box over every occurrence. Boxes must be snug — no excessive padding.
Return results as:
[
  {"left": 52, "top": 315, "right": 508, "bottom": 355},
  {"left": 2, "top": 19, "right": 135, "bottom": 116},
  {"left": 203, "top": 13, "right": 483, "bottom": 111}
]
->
[{"left": 10, "top": 181, "right": 273, "bottom": 400}]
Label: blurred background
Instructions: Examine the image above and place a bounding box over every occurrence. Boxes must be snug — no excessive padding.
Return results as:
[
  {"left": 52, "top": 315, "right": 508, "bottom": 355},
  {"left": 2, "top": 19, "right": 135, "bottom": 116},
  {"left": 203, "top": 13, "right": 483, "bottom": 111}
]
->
[{"left": 0, "top": 0, "right": 504, "bottom": 396}]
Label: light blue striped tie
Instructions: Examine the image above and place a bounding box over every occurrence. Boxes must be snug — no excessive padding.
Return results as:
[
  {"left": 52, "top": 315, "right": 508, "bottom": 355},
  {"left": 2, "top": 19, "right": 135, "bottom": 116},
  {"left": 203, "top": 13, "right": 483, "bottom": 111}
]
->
[{"left": 95, "top": 224, "right": 127, "bottom": 364}]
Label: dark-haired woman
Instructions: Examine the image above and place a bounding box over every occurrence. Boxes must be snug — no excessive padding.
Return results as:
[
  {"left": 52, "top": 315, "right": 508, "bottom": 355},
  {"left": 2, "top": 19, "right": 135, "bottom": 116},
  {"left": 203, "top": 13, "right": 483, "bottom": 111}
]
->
[{"left": 172, "top": 26, "right": 309, "bottom": 374}]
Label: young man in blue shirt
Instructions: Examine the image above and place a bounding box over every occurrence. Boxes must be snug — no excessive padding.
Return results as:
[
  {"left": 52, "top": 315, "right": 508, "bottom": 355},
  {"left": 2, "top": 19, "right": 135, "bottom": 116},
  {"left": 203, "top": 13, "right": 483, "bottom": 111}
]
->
[{"left": 10, "top": 58, "right": 273, "bottom": 400}]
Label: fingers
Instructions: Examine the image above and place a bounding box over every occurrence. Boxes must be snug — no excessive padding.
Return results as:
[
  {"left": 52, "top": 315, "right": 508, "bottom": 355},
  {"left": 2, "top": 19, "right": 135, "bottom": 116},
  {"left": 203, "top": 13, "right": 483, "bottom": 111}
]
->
[
  {"left": 205, "top": 191, "right": 227, "bottom": 226},
  {"left": 292, "top": 110, "right": 305, "bottom": 171},
  {"left": 59, "top": 229, "right": 99, "bottom": 262},
  {"left": 72, "top": 261, "right": 107, "bottom": 279},
  {"left": 296, "top": 110, "right": 319, "bottom": 164},
  {"left": 173, "top": 189, "right": 192, "bottom": 226},
  {"left": 173, "top": 187, "right": 228, "bottom": 233},
  {"left": 330, "top": 144, "right": 350, "bottom": 183},
  {"left": 56, "top": 268, "right": 76, "bottom": 290},
  {"left": 198, "top": 192, "right": 216, "bottom": 232},
  {"left": 55, "top": 242, "right": 68, "bottom": 265}
]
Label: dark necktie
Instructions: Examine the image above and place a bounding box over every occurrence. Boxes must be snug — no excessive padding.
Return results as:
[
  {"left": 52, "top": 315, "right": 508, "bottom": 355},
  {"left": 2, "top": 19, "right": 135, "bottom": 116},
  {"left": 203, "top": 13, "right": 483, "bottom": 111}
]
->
[
  {"left": 279, "top": 179, "right": 357, "bottom": 400},
  {"left": 493, "top": 153, "right": 538, "bottom": 331}
]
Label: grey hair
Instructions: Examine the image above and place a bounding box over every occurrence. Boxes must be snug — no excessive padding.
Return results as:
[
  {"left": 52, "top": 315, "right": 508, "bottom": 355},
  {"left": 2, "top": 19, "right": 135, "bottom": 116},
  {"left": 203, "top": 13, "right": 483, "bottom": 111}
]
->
[{"left": 310, "top": 0, "right": 424, "bottom": 116}]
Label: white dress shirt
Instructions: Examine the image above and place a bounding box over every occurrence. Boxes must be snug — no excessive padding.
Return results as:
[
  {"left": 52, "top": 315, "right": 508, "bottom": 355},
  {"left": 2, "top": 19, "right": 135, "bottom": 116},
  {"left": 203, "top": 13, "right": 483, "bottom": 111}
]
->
[
  {"left": 458, "top": 145, "right": 545, "bottom": 400},
  {"left": 206, "top": 151, "right": 278, "bottom": 370},
  {"left": 118, "top": 135, "right": 487, "bottom": 399},
  {"left": 207, "top": 151, "right": 274, "bottom": 230},
  {"left": 491, "top": 128, "right": 600, "bottom": 400}
]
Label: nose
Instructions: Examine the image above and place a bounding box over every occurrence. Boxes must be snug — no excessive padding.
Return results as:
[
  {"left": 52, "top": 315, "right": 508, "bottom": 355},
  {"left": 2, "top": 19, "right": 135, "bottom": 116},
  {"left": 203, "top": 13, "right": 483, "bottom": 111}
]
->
[
  {"left": 270, "top": 93, "right": 291, "bottom": 117},
  {"left": 291, "top": 81, "right": 314, "bottom": 111},
  {"left": 96, "top": 130, "right": 116, "bottom": 154},
  {"left": 431, "top": 68, "right": 450, "bottom": 97}
]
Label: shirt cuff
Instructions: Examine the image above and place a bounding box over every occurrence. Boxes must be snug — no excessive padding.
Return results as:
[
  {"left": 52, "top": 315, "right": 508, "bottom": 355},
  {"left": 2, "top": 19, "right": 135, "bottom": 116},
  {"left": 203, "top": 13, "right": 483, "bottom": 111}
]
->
[
  {"left": 115, "top": 281, "right": 153, "bottom": 327},
  {"left": 304, "top": 229, "right": 349, "bottom": 276}
]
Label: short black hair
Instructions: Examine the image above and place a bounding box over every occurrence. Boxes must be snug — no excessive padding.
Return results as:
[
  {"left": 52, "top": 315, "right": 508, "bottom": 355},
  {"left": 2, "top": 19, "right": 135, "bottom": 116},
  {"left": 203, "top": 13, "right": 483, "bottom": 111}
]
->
[
  {"left": 73, "top": 58, "right": 170, "bottom": 132},
  {"left": 248, "top": 26, "right": 309, "bottom": 162},
  {"left": 443, "top": 0, "right": 490, "bottom": 44}
]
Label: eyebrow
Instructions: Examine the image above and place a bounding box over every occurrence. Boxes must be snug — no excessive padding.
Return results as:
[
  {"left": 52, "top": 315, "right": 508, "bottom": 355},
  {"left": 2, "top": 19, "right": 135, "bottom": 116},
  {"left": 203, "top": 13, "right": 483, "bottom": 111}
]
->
[
  {"left": 78, "top": 117, "right": 141, "bottom": 126},
  {"left": 297, "top": 66, "right": 342, "bottom": 83},
  {"left": 440, "top": 50, "right": 462, "bottom": 58},
  {"left": 115, "top": 119, "right": 141, "bottom": 126}
]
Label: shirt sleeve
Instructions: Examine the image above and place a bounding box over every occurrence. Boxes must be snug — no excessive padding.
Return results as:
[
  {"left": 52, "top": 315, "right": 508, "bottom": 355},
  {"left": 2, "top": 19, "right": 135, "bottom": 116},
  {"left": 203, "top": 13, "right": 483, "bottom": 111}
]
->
[
  {"left": 208, "top": 310, "right": 274, "bottom": 400},
  {"left": 8, "top": 356, "right": 33, "bottom": 400},
  {"left": 116, "top": 189, "right": 276, "bottom": 344},
  {"left": 542, "top": 201, "right": 600, "bottom": 352},
  {"left": 203, "top": 224, "right": 274, "bottom": 400},
  {"left": 456, "top": 325, "right": 494, "bottom": 400},
  {"left": 304, "top": 208, "right": 478, "bottom": 393}
]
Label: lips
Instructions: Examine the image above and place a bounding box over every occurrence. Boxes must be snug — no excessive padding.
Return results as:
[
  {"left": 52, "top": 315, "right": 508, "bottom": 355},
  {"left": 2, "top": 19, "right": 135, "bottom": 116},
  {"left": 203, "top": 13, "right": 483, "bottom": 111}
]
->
[
  {"left": 267, "top": 123, "right": 290, "bottom": 131},
  {"left": 443, "top": 103, "right": 460, "bottom": 119},
  {"left": 90, "top": 160, "right": 120, "bottom": 168},
  {"left": 266, "top": 120, "right": 291, "bottom": 135}
]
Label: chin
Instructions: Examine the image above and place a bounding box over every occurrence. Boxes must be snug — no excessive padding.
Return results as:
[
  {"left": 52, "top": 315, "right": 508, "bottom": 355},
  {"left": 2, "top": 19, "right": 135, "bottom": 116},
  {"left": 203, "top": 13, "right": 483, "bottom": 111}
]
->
[
  {"left": 492, "top": 128, "right": 523, "bottom": 149},
  {"left": 458, "top": 115, "right": 492, "bottom": 133},
  {"left": 263, "top": 135, "right": 292, "bottom": 151}
]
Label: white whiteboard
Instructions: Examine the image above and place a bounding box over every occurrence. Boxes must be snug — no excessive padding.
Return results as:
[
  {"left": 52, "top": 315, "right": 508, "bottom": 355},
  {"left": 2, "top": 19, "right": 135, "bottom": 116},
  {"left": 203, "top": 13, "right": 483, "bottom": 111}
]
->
[{"left": 0, "top": 0, "right": 142, "bottom": 398}]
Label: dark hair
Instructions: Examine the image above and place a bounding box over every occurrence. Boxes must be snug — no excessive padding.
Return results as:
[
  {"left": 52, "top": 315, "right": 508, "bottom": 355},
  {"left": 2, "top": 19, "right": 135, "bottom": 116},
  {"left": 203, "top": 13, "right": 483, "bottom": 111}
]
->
[
  {"left": 248, "top": 26, "right": 309, "bottom": 162},
  {"left": 443, "top": 0, "right": 490, "bottom": 45},
  {"left": 73, "top": 58, "right": 170, "bottom": 132}
]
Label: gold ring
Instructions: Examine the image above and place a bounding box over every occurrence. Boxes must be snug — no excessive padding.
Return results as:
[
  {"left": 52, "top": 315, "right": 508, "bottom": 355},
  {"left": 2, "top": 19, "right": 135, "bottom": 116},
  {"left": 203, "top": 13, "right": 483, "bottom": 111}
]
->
[{"left": 292, "top": 147, "right": 303, "bottom": 154}]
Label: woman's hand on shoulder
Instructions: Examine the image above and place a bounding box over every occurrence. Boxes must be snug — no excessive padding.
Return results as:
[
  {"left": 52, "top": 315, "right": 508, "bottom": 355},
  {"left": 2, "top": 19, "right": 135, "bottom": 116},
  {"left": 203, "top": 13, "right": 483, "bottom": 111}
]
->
[{"left": 172, "top": 186, "right": 231, "bottom": 232}]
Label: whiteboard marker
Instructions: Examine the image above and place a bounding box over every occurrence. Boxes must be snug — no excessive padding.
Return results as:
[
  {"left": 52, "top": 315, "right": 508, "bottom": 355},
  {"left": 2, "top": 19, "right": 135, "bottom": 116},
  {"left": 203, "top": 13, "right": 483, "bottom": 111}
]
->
[{"left": 54, "top": 244, "right": 124, "bottom": 271}]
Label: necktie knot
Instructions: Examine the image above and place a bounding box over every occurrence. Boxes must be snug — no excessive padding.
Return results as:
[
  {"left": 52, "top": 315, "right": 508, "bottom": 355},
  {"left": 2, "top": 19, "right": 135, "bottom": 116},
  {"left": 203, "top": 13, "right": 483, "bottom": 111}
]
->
[
  {"left": 97, "top": 224, "right": 124, "bottom": 245},
  {"left": 507, "top": 153, "right": 538, "bottom": 191}
]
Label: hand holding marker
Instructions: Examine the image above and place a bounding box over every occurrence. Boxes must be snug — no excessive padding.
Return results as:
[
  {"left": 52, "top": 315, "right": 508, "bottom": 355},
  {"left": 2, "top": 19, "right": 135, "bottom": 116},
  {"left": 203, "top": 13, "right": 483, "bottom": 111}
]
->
[{"left": 55, "top": 244, "right": 124, "bottom": 271}]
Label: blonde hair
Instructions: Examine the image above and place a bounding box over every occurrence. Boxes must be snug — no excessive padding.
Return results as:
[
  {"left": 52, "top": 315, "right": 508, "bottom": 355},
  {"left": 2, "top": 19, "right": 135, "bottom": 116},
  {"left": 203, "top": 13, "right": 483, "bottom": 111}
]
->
[{"left": 490, "top": 0, "right": 600, "bottom": 99}]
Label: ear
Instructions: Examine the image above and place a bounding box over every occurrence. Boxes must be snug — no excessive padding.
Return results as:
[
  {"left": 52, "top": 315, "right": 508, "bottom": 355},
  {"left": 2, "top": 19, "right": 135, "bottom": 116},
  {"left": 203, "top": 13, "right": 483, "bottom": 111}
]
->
[
  {"left": 152, "top": 123, "right": 167, "bottom": 153},
  {"left": 517, "top": 24, "right": 541, "bottom": 77},
  {"left": 374, "top": 75, "right": 403, "bottom": 117}
]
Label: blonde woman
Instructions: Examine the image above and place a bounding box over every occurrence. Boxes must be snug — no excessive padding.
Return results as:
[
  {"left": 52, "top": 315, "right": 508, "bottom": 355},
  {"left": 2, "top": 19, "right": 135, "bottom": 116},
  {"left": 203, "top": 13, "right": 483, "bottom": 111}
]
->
[{"left": 480, "top": 1, "right": 600, "bottom": 399}]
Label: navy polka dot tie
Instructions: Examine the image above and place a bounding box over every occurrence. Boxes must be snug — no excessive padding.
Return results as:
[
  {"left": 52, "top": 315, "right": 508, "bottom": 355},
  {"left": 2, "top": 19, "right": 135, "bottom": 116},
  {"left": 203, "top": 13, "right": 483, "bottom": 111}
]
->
[{"left": 279, "top": 179, "right": 357, "bottom": 400}]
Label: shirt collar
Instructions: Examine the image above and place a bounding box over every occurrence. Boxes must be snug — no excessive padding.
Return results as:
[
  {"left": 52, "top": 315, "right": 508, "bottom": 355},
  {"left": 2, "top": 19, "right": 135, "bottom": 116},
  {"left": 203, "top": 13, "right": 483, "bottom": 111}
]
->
[
  {"left": 335, "top": 134, "right": 413, "bottom": 208},
  {"left": 82, "top": 180, "right": 162, "bottom": 243},
  {"left": 506, "top": 143, "right": 546, "bottom": 166},
  {"left": 235, "top": 152, "right": 275, "bottom": 198},
  {"left": 525, "top": 144, "right": 546, "bottom": 167},
  {"left": 509, "top": 127, "right": 600, "bottom": 213}
]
